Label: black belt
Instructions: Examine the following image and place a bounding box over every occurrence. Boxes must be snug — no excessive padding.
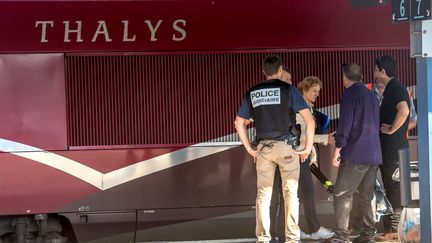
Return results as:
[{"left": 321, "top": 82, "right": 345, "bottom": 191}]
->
[{"left": 260, "top": 134, "right": 297, "bottom": 146}]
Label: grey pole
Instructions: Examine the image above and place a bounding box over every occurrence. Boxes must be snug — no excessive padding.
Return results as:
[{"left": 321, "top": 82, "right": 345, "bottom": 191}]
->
[
  {"left": 416, "top": 56, "right": 432, "bottom": 243},
  {"left": 410, "top": 17, "right": 432, "bottom": 242},
  {"left": 398, "top": 148, "right": 412, "bottom": 207}
]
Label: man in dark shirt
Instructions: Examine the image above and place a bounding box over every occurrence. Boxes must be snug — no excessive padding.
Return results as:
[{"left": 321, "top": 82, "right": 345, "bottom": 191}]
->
[
  {"left": 326, "top": 63, "right": 382, "bottom": 243},
  {"left": 374, "top": 55, "right": 410, "bottom": 242}
]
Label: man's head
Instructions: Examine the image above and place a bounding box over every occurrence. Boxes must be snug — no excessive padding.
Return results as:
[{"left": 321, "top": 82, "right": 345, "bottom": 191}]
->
[
  {"left": 342, "top": 63, "right": 362, "bottom": 88},
  {"left": 280, "top": 66, "right": 292, "bottom": 84},
  {"left": 374, "top": 55, "right": 397, "bottom": 84},
  {"left": 262, "top": 55, "right": 283, "bottom": 79}
]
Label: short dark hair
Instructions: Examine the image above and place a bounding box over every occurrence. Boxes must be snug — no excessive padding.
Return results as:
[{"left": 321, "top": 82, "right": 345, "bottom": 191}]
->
[
  {"left": 375, "top": 55, "right": 397, "bottom": 78},
  {"left": 282, "top": 66, "right": 291, "bottom": 74},
  {"left": 262, "top": 55, "right": 282, "bottom": 76},
  {"left": 342, "top": 63, "right": 362, "bottom": 82}
]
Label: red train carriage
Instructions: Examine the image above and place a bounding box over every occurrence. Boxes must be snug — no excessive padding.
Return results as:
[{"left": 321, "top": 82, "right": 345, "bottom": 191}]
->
[{"left": 0, "top": 1, "right": 416, "bottom": 242}]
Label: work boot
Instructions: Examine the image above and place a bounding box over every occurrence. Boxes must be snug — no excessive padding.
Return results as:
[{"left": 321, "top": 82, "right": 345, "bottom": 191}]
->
[
  {"left": 352, "top": 235, "right": 376, "bottom": 243},
  {"left": 324, "top": 235, "right": 349, "bottom": 243},
  {"left": 375, "top": 232, "right": 398, "bottom": 242},
  {"left": 349, "top": 228, "right": 361, "bottom": 237}
]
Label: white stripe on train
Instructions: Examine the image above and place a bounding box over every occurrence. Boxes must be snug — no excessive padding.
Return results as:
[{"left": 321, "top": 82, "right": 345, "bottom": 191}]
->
[{"left": 0, "top": 138, "right": 236, "bottom": 190}]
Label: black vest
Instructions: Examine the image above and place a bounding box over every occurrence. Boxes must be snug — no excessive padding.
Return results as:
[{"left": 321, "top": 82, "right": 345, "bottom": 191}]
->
[
  {"left": 246, "top": 79, "right": 296, "bottom": 140},
  {"left": 312, "top": 109, "right": 323, "bottom": 134}
]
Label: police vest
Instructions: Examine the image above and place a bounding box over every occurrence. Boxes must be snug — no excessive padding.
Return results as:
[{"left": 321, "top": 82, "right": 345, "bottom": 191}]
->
[{"left": 246, "top": 79, "right": 296, "bottom": 140}]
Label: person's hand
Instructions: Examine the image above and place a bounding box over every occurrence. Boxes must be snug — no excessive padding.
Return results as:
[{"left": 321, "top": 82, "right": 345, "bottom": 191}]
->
[
  {"left": 328, "top": 132, "right": 336, "bottom": 145},
  {"left": 380, "top": 123, "right": 394, "bottom": 134},
  {"left": 332, "top": 149, "right": 341, "bottom": 167},
  {"left": 294, "top": 147, "right": 311, "bottom": 163},
  {"left": 246, "top": 147, "right": 258, "bottom": 163}
]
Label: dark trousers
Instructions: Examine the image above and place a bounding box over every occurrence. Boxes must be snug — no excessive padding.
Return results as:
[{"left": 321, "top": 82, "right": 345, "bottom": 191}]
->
[
  {"left": 380, "top": 147, "right": 402, "bottom": 233},
  {"left": 298, "top": 160, "right": 321, "bottom": 233},
  {"left": 333, "top": 160, "right": 378, "bottom": 241},
  {"left": 270, "top": 160, "right": 320, "bottom": 241},
  {"left": 349, "top": 192, "right": 362, "bottom": 232},
  {"left": 270, "top": 166, "right": 285, "bottom": 240}
]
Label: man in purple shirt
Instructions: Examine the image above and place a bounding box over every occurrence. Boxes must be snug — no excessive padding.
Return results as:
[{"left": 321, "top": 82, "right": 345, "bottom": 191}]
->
[{"left": 325, "top": 63, "right": 382, "bottom": 243}]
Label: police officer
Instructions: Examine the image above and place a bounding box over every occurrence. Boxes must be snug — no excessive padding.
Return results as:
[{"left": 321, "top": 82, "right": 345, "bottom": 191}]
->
[{"left": 234, "top": 55, "right": 315, "bottom": 243}]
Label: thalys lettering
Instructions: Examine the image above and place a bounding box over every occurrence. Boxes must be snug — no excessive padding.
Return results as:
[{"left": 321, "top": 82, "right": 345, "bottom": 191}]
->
[{"left": 34, "top": 19, "right": 187, "bottom": 43}]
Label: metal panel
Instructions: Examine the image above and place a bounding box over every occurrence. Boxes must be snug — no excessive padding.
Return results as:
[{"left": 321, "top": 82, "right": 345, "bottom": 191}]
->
[
  {"left": 61, "top": 211, "right": 136, "bottom": 243},
  {"left": 0, "top": 53, "right": 67, "bottom": 151},
  {"left": 66, "top": 49, "right": 416, "bottom": 147}
]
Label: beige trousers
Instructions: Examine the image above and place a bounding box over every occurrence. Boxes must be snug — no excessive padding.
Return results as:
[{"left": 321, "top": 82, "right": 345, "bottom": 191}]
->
[{"left": 255, "top": 141, "right": 300, "bottom": 243}]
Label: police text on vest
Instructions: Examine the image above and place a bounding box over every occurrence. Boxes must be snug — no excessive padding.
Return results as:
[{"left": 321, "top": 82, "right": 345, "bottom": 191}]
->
[{"left": 250, "top": 88, "right": 281, "bottom": 108}]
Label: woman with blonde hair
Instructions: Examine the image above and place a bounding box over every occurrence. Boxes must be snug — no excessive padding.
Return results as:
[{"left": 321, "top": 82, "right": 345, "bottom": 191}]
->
[
  {"left": 296, "top": 76, "right": 334, "bottom": 240},
  {"left": 270, "top": 73, "right": 334, "bottom": 242}
]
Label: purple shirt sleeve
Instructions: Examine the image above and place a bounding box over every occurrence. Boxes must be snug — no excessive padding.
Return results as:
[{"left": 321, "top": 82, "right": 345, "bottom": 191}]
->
[{"left": 335, "top": 93, "right": 354, "bottom": 149}]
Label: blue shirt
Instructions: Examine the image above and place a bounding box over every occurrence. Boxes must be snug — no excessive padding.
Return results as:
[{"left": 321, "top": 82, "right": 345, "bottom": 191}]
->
[
  {"left": 237, "top": 80, "right": 308, "bottom": 119},
  {"left": 335, "top": 82, "right": 382, "bottom": 164}
]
